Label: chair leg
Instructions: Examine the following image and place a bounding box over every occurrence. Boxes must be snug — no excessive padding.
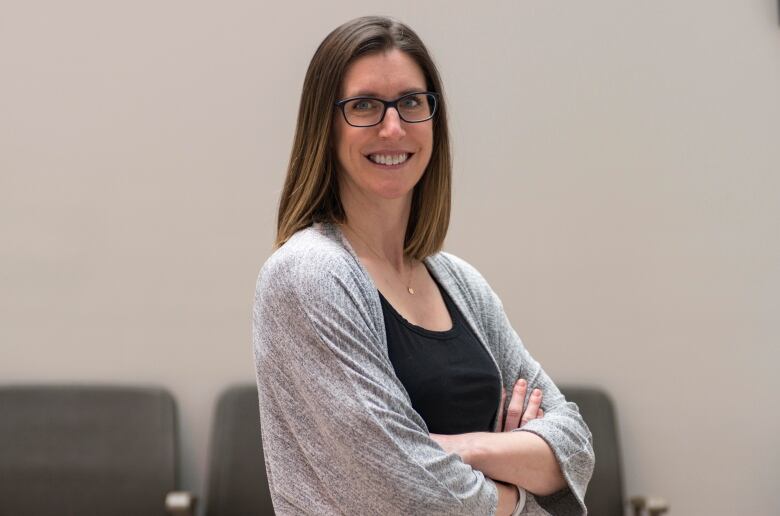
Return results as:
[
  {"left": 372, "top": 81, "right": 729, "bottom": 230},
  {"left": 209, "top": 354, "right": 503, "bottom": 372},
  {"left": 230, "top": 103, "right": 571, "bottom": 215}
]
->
[
  {"left": 629, "top": 496, "right": 646, "bottom": 516},
  {"left": 646, "top": 498, "right": 670, "bottom": 516},
  {"left": 165, "top": 491, "right": 197, "bottom": 516}
]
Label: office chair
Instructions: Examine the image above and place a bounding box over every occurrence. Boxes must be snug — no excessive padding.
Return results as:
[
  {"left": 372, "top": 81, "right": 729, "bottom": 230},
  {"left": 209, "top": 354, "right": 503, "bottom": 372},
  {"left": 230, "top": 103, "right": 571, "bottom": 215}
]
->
[
  {"left": 204, "top": 384, "right": 275, "bottom": 516},
  {"left": 0, "top": 385, "right": 195, "bottom": 516},
  {"left": 561, "top": 386, "right": 669, "bottom": 516}
]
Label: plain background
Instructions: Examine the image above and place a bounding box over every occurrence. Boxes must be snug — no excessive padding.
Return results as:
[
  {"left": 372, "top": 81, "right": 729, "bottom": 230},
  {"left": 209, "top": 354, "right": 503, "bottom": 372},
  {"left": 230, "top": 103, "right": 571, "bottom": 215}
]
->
[{"left": 2, "top": 1, "right": 779, "bottom": 514}]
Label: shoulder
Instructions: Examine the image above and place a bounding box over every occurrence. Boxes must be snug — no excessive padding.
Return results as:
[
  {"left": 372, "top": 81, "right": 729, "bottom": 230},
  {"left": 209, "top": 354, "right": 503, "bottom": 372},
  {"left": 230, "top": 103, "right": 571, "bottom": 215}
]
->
[
  {"left": 252, "top": 224, "right": 383, "bottom": 356},
  {"left": 426, "top": 250, "right": 508, "bottom": 322},
  {"left": 255, "top": 223, "right": 372, "bottom": 309},
  {"left": 259, "top": 224, "right": 350, "bottom": 283},
  {"left": 427, "top": 251, "right": 494, "bottom": 297}
]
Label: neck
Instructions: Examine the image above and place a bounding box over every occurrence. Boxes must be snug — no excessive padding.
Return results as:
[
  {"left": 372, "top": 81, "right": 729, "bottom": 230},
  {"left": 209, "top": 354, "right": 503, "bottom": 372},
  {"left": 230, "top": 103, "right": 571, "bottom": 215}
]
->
[{"left": 339, "top": 186, "right": 412, "bottom": 271}]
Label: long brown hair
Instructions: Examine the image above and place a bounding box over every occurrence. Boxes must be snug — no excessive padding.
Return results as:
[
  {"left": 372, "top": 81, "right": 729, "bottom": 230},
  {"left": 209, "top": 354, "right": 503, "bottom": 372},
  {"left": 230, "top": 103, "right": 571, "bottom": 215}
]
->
[{"left": 275, "top": 16, "right": 451, "bottom": 260}]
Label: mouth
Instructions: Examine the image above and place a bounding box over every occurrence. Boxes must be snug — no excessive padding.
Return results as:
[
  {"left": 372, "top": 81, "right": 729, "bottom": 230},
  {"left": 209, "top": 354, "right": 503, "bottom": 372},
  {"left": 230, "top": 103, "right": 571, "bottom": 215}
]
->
[{"left": 364, "top": 152, "right": 413, "bottom": 167}]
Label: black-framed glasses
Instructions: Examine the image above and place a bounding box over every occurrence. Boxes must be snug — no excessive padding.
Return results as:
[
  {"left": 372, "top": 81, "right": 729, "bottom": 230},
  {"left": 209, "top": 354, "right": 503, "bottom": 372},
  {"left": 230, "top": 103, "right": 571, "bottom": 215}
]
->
[{"left": 334, "top": 92, "right": 439, "bottom": 127}]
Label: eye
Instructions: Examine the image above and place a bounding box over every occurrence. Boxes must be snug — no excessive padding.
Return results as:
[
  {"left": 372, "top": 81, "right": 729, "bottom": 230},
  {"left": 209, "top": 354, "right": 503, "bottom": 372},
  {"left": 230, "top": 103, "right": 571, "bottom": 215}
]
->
[
  {"left": 349, "top": 99, "right": 380, "bottom": 112},
  {"left": 400, "top": 95, "right": 423, "bottom": 109}
]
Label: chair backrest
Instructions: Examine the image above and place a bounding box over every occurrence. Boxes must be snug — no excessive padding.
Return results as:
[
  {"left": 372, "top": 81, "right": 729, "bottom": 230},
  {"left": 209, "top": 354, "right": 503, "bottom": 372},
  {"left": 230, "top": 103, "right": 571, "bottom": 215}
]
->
[
  {"left": 0, "top": 385, "right": 178, "bottom": 516},
  {"left": 560, "top": 386, "right": 625, "bottom": 516},
  {"left": 205, "top": 384, "right": 274, "bottom": 516}
]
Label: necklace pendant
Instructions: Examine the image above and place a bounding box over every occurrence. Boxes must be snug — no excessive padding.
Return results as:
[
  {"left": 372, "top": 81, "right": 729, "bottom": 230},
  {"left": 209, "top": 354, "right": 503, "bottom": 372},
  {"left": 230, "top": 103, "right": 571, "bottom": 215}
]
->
[{"left": 408, "top": 287, "right": 415, "bottom": 295}]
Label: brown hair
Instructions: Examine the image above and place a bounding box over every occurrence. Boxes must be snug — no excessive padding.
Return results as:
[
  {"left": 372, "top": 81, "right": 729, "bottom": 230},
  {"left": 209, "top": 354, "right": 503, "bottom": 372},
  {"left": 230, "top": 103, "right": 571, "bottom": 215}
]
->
[{"left": 274, "top": 16, "right": 451, "bottom": 260}]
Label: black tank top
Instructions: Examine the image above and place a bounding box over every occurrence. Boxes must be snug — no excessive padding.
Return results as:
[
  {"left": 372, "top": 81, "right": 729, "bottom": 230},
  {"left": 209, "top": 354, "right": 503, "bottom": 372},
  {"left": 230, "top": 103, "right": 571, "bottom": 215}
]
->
[{"left": 379, "top": 281, "right": 501, "bottom": 434}]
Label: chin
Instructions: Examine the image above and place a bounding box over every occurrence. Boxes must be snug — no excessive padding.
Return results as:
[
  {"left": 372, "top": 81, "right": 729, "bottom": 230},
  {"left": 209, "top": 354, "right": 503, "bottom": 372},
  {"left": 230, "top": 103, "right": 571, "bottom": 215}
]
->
[{"left": 370, "top": 177, "right": 423, "bottom": 201}]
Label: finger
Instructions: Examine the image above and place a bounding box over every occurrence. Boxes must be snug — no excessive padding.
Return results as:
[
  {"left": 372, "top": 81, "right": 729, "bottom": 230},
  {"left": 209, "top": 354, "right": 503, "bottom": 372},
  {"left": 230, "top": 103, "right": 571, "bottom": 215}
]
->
[
  {"left": 521, "top": 388, "right": 543, "bottom": 426},
  {"left": 504, "top": 379, "right": 527, "bottom": 431},
  {"left": 496, "top": 387, "right": 507, "bottom": 432},
  {"left": 538, "top": 408, "right": 544, "bottom": 418}
]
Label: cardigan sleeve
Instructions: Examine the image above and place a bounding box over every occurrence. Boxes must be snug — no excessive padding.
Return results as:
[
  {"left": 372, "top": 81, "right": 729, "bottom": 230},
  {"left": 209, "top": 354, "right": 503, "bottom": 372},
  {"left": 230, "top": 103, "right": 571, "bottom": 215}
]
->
[
  {"left": 252, "top": 249, "right": 499, "bottom": 515},
  {"left": 493, "top": 295, "right": 594, "bottom": 515},
  {"left": 436, "top": 253, "right": 595, "bottom": 515}
]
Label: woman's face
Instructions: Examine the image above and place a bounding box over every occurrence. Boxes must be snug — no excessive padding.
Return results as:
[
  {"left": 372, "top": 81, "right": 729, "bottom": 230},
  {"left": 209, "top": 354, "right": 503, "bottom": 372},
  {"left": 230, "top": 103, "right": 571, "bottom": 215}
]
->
[{"left": 333, "top": 49, "right": 433, "bottom": 206}]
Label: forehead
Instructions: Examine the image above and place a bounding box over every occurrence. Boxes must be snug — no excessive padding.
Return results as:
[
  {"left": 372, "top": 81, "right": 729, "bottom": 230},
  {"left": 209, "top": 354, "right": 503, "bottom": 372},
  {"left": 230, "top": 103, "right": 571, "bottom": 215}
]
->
[{"left": 340, "top": 49, "right": 427, "bottom": 98}]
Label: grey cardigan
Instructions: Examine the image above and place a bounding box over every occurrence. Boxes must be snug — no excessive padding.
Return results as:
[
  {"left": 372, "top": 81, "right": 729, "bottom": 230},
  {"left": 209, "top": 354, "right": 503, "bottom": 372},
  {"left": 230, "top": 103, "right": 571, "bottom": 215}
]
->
[{"left": 253, "top": 223, "right": 594, "bottom": 515}]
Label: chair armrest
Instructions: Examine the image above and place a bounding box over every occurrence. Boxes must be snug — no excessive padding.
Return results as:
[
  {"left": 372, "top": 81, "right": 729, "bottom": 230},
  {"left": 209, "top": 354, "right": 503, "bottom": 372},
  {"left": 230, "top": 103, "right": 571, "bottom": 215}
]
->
[
  {"left": 165, "top": 491, "right": 197, "bottom": 516},
  {"left": 629, "top": 495, "right": 670, "bottom": 516}
]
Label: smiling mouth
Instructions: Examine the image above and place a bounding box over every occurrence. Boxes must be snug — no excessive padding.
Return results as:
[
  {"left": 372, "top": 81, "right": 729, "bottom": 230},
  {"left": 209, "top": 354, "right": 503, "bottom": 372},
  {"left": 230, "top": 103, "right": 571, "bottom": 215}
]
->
[{"left": 366, "top": 153, "right": 412, "bottom": 166}]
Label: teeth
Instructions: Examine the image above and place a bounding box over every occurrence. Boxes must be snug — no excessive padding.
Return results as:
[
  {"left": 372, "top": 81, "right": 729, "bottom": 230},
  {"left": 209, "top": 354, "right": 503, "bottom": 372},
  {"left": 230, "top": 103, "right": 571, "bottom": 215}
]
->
[{"left": 369, "top": 153, "right": 409, "bottom": 165}]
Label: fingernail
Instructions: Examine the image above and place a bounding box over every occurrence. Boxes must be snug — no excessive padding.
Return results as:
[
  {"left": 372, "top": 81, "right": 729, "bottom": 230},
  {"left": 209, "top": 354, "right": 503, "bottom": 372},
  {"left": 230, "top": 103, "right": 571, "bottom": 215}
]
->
[
  {"left": 518, "top": 379, "right": 526, "bottom": 387},
  {"left": 533, "top": 389, "right": 541, "bottom": 396}
]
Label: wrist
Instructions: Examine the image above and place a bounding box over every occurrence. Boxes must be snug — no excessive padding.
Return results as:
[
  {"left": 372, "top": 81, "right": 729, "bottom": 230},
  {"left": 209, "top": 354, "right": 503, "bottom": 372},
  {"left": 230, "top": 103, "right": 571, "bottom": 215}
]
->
[
  {"left": 494, "top": 481, "right": 519, "bottom": 516},
  {"left": 463, "top": 432, "right": 494, "bottom": 470}
]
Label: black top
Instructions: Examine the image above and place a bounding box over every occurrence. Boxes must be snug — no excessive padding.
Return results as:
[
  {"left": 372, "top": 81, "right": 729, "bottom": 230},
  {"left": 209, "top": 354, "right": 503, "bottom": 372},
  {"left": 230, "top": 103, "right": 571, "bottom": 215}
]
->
[{"left": 379, "top": 280, "right": 501, "bottom": 434}]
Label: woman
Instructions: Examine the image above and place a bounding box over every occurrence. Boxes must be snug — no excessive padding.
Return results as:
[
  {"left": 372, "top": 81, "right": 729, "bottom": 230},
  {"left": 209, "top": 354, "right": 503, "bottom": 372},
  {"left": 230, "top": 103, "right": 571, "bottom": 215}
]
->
[{"left": 253, "top": 16, "right": 594, "bottom": 515}]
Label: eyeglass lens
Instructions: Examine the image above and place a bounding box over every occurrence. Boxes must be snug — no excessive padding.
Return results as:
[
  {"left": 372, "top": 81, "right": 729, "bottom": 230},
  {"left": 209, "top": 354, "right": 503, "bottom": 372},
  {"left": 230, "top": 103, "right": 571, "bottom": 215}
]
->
[{"left": 343, "top": 93, "right": 436, "bottom": 126}]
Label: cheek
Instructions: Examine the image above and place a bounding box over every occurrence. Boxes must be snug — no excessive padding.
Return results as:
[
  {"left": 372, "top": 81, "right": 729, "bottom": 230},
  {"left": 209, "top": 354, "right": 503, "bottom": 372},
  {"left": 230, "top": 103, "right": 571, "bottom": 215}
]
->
[
  {"left": 333, "top": 128, "right": 370, "bottom": 178},
  {"left": 417, "top": 126, "right": 434, "bottom": 161},
  {"left": 416, "top": 121, "right": 433, "bottom": 145},
  {"left": 334, "top": 125, "right": 361, "bottom": 158}
]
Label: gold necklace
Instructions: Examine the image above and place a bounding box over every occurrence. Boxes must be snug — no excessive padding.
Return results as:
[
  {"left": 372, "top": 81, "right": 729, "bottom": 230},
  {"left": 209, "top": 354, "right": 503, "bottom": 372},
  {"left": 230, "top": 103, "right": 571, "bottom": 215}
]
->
[{"left": 343, "top": 224, "right": 416, "bottom": 295}]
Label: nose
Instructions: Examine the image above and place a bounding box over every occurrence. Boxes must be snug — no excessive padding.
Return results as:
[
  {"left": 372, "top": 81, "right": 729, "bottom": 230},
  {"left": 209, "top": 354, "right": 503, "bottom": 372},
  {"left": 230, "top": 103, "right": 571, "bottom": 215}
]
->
[{"left": 378, "top": 106, "right": 406, "bottom": 139}]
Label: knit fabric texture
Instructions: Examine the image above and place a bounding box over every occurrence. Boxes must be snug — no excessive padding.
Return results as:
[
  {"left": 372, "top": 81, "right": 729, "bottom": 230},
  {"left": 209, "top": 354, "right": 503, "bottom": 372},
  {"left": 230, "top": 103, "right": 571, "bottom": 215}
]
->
[{"left": 253, "top": 222, "right": 594, "bottom": 515}]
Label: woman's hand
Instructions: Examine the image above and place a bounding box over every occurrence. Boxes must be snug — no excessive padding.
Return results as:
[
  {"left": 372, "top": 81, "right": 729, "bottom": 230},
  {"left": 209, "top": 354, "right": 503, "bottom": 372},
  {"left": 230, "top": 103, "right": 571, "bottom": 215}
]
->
[
  {"left": 430, "top": 379, "right": 544, "bottom": 461},
  {"left": 497, "top": 379, "right": 544, "bottom": 432}
]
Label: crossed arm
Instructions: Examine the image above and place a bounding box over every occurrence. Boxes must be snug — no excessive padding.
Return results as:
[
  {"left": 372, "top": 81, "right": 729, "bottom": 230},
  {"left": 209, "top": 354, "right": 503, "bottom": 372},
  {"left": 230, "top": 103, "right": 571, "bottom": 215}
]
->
[{"left": 430, "top": 378, "right": 567, "bottom": 512}]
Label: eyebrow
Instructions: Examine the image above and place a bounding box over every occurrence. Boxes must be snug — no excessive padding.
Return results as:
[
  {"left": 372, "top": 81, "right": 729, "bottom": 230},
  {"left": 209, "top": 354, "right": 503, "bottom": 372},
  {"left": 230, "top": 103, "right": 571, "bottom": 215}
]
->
[{"left": 346, "top": 87, "right": 427, "bottom": 98}]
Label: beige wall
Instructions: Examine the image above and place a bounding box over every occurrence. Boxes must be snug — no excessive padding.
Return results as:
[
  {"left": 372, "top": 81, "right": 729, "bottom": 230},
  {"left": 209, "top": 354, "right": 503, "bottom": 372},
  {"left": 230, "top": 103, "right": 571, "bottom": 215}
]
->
[{"left": 2, "top": 1, "right": 779, "bottom": 514}]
